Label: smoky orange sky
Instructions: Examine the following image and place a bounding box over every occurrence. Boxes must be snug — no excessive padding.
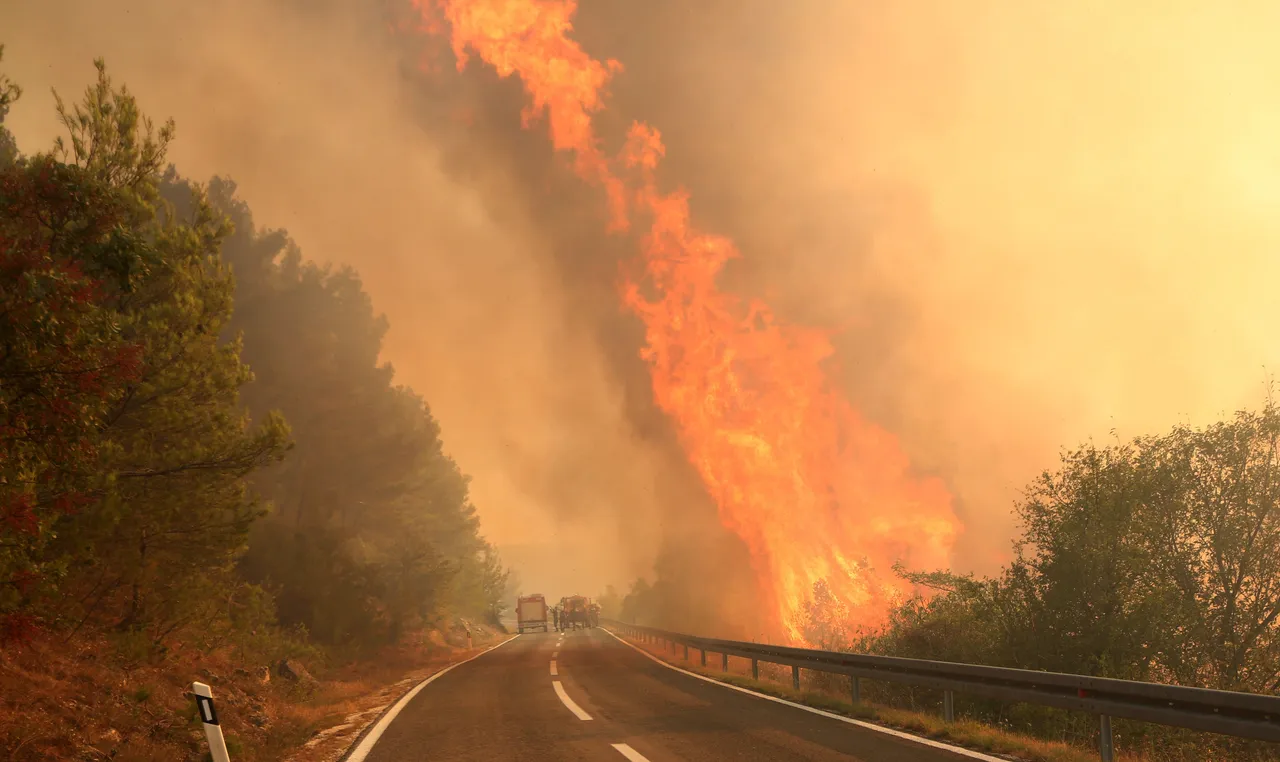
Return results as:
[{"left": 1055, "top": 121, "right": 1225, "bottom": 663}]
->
[{"left": 5, "top": 0, "right": 1280, "bottom": 620}]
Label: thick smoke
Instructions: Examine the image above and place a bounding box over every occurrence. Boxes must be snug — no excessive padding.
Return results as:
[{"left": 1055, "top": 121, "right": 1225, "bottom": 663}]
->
[
  {"left": 561, "top": 0, "right": 1280, "bottom": 572},
  {"left": 1, "top": 0, "right": 758, "bottom": 627},
  {"left": 6, "top": 0, "right": 1280, "bottom": 631}
]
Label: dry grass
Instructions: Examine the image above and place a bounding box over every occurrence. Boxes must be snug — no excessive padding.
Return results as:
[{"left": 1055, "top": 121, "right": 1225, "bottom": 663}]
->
[
  {"left": 617, "top": 632, "right": 1144, "bottom": 762},
  {"left": 0, "top": 626, "right": 505, "bottom": 762},
  {"left": 279, "top": 634, "right": 508, "bottom": 762}
]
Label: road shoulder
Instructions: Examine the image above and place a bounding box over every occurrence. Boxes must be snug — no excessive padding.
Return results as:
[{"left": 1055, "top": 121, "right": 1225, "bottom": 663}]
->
[
  {"left": 602, "top": 628, "right": 1102, "bottom": 762},
  {"left": 282, "top": 634, "right": 516, "bottom": 762}
]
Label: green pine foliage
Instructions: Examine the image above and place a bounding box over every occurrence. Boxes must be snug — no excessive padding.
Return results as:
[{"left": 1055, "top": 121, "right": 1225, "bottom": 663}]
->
[
  {"left": 0, "top": 46, "right": 18, "bottom": 166},
  {"left": 0, "top": 53, "right": 508, "bottom": 659}
]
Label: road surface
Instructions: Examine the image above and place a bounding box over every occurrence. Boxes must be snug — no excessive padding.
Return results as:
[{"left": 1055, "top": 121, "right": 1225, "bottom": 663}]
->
[{"left": 356, "top": 627, "right": 997, "bottom": 762}]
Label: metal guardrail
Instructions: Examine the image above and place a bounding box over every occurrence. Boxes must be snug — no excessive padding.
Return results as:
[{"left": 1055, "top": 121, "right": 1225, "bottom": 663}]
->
[{"left": 604, "top": 619, "right": 1280, "bottom": 761}]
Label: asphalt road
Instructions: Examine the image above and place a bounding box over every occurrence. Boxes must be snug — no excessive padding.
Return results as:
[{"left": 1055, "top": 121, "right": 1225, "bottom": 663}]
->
[{"left": 358, "top": 627, "right": 995, "bottom": 762}]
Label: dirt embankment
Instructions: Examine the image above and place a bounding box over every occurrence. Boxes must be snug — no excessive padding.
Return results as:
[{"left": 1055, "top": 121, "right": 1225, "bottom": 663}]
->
[{"left": 1, "top": 619, "right": 507, "bottom": 762}]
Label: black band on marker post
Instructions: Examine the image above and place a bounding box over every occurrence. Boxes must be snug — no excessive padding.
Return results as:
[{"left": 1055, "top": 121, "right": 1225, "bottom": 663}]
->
[{"left": 196, "top": 694, "right": 220, "bottom": 726}]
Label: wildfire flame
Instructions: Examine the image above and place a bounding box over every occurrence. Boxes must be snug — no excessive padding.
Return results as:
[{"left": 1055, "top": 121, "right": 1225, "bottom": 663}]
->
[{"left": 417, "top": 0, "right": 961, "bottom": 642}]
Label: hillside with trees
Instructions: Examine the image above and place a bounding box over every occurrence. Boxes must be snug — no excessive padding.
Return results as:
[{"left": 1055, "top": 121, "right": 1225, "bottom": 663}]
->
[
  {"left": 6, "top": 40, "right": 1280, "bottom": 762},
  {"left": 0, "top": 51, "right": 509, "bottom": 759}
]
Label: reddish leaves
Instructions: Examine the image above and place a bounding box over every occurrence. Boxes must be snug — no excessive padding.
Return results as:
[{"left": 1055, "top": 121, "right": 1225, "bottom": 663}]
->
[
  {"left": 0, "top": 495, "right": 38, "bottom": 536},
  {"left": 0, "top": 612, "right": 39, "bottom": 646},
  {"left": 0, "top": 158, "right": 143, "bottom": 469},
  {"left": 0, "top": 155, "right": 150, "bottom": 639}
]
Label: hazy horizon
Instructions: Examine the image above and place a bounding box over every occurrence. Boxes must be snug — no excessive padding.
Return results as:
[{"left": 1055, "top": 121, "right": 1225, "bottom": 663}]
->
[{"left": 7, "top": 0, "right": 1280, "bottom": 622}]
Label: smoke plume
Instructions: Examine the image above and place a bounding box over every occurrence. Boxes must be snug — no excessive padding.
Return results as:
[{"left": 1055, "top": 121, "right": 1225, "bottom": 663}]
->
[{"left": 6, "top": 0, "right": 1280, "bottom": 633}]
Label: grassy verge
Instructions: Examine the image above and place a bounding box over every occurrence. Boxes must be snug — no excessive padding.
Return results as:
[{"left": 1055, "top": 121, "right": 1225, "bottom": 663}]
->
[
  {"left": 615, "top": 632, "right": 1138, "bottom": 762},
  {"left": 0, "top": 623, "right": 504, "bottom": 762}
]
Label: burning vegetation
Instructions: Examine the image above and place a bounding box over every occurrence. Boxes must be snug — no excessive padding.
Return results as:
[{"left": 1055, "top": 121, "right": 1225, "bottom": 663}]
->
[{"left": 416, "top": 0, "right": 961, "bottom": 642}]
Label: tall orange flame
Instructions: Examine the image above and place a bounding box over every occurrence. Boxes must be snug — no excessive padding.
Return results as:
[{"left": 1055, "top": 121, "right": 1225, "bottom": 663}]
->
[{"left": 417, "top": 0, "right": 961, "bottom": 641}]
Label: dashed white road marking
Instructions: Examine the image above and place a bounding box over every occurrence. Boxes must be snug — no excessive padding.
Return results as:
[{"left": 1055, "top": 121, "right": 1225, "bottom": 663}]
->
[
  {"left": 602, "top": 628, "right": 1008, "bottom": 762},
  {"left": 345, "top": 634, "right": 520, "bottom": 762},
  {"left": 552, "top": 679, "right": 592, "bottom": 721},
  {"left": 611, "top": 743, "right": 650, "bottom": 761},
  {"left": 553, "top": 651, "right": 559, "bottom": 657},
  {"left": 550, "top": 659, "right": 559, "bottom": 676}
]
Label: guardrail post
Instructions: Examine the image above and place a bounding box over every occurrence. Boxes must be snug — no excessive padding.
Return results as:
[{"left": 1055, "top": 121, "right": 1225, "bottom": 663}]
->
[
  {"left": 722, "top": 652, "right": 728, "bottom": 672},
  {"left": 792, "top": 665, "right": 801, "bottom": 691},
  {"left": 192, "top": 682, "right": 231, "bottom": 762},
  {"left": 751, "top": 658, "right": 759, "bottom": 679},
  {"left": 700, "top": 648, "right": 707, "bottom": 667},
  {"left": 683, "top": 644, "right": 689, "bottom": 660},
  {"left": 943, "top": 690, "right": 955, "bottom": 723},
  {"left": 1099, "top": 715, "right": 1114, "bottom": 762},
  {"left": 850, "top": 676, "right": 861, "bottom": 704}
]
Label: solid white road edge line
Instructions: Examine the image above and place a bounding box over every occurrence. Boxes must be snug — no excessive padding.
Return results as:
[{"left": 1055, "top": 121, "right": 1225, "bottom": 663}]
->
[
  {"left": 553, "top": 679, "right": 593, "bottom": 721},
  {"left": 602, "top": 628, "right": 1006, "bottom": 762},
  {"left": 551, "top": 659, "right": 559, "bottom": 676},
  {"left": 611, "top": 742, "right": 650, "bottom": 761},
  {"left": 345, "top": 634, "right": 520, "bottom": 762}
]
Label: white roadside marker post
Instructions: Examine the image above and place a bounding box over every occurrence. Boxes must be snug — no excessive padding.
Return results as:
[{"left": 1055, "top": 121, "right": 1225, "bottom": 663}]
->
[{"left": 192, "top": 681, "right": 232, "bottom": 762}]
